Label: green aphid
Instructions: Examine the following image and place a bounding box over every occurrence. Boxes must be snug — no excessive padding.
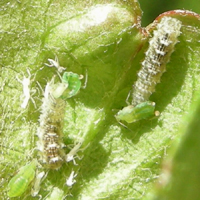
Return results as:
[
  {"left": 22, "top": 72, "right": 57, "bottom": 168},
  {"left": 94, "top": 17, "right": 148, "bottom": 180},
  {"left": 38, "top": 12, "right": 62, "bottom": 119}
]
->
[
  {"left": 51, "top": 72, "right": 82, "bottom": 99},
  {"left": 61, "top": 72, "right": 82, "bottom": 99},
  {"left": 115, "top": 101, "right": 156, "bottom": 123},
  {"left": 7, "top": 160, "right": 37, "bottom": 198}
]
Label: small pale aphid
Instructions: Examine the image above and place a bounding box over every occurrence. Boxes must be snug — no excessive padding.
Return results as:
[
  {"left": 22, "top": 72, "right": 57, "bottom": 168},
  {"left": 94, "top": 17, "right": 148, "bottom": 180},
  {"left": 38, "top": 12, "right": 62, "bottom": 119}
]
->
[
  {"left": 37, "top": 77, "right": 66, "bottom": 169},
  {"left": 31, "top": 171, "right": 45, "bottom": 197},
  {"left": 16, "top": 69, "right": 36, "bottom": 109},
  {"left": 115, "top": 17, "right": 182, "bottom": 124},
  {"left": 66, "top": 171, "right": 77, "bottom": 187},
  {"left": 66, "top": 142, "right": 83, "bottom": 165},
  {"left": 7, "top": 159, "right": 37, "bottom": 197}
]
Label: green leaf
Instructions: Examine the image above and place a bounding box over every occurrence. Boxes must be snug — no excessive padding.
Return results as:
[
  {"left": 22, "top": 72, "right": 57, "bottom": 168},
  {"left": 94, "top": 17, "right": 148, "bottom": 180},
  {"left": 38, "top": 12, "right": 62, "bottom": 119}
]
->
[
  {"left": 1, "top": 1, "right": 200, "bottom": 200},
  {"left": 144, "top": 95, "right": 200, "bottom": 200}
]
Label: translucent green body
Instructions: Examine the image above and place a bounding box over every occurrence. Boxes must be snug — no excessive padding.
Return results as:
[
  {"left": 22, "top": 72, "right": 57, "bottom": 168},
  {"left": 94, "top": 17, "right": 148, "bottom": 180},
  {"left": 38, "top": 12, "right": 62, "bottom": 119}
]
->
[
  {"left": 115, "top": 101, "right": 155, "bottom": 123},
  {"left": 51, "top": 72, "right": 81, "bottom": 99},
  {"left": 7, "top": 160, "right": 37, "bottom": 197},
  {"left": 61, "top": 72, "right": 82, "bottom": 99}
]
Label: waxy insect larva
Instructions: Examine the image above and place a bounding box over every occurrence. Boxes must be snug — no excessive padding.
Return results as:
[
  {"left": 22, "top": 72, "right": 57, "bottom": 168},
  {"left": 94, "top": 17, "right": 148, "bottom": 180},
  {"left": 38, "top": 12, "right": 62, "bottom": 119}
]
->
[
  {"left": 115, "top": 17, "right": 182, "bottom": 123},
  {"left": 37, "top": 59, "right": 83, "bottom": 169},
  {"left": 7, "top": 159, "right": 37, "bottom": 197},
  {"left": 37, "top": 78, "right": 66, "bottom": 169},
  {"left": 132, "top": 17, "right": 182, "bottom": 106}
]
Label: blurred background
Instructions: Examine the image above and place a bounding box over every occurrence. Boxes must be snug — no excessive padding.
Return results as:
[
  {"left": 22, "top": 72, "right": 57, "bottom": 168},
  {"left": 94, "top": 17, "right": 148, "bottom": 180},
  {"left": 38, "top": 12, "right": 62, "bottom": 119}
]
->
[{"left": 139, "top": 0, "right": 200, "bottom": 26}]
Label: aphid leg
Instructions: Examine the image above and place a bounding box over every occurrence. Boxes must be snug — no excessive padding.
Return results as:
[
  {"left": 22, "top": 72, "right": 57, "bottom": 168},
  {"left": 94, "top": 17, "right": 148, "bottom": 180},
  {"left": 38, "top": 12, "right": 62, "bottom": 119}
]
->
[
  {"left": 115, "top": 113, "right": 136, "bottom": 134},
  {"left": 117, "top": 120, "right": 129, "bottom": 129},
  {"left": 66, "top": 170, "right": 77, "bottom": 187},
  {"left": 73, "top": 154, "right": 83, "bottom": 165}
]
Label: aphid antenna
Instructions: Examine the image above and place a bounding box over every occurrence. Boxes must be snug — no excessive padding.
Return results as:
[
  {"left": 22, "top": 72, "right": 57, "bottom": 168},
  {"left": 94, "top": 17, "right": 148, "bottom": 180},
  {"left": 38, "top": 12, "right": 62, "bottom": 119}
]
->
[
  {"left": 36, "top": 81, "right": 45, "bottom": 95},
  {"left": 45, "top": 55, "right": 66, "bottom": 73},
  {"left": 55, "top": 70, "right": 63, "bottom": 81},
  {"left": 61, "top": 40, "right": 82, "bottom": 65},
  {"left": 125, "top": 90, "right": 132, "bottom": 106},
  {"left": 35, "top": 81, "right": 53, "bottom": 106},
  {"left": 16, "top": 68, "right": 30, "bottom": 83}
]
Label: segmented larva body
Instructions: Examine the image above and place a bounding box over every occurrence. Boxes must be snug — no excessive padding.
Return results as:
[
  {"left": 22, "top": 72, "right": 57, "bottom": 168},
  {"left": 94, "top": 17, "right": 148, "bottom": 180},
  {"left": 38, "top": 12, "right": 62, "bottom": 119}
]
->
[
  {"left": 37, "top": 79, "right": 66, "bottom": 170},
  {"left": 132, "top": 17, "right": 182, "bottom": 105}
]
